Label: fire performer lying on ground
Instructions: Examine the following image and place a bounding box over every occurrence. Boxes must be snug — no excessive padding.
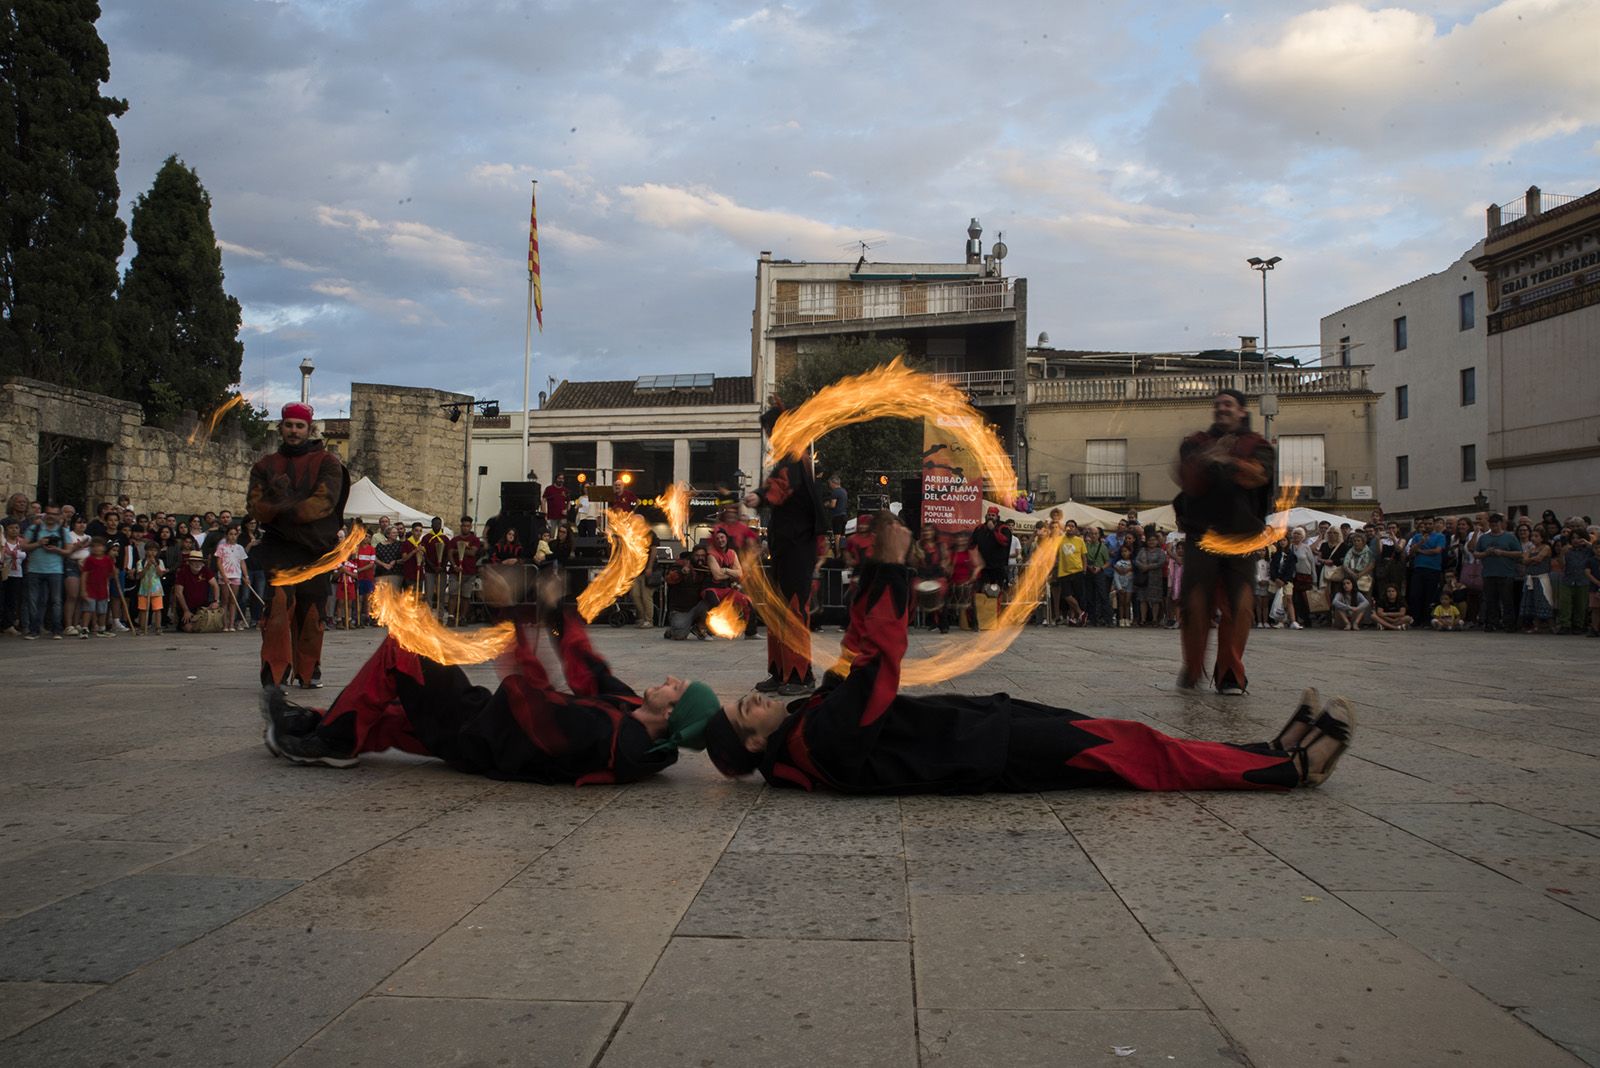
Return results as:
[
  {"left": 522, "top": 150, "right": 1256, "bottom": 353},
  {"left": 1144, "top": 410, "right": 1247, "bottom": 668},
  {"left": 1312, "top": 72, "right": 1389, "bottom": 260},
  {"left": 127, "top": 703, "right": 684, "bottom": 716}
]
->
[
  {"left": 260, "top": 570, "right": 727, "bottom": 783},
  {"left": 700, "top": 514, "right": 1354, "bottom": 793}
]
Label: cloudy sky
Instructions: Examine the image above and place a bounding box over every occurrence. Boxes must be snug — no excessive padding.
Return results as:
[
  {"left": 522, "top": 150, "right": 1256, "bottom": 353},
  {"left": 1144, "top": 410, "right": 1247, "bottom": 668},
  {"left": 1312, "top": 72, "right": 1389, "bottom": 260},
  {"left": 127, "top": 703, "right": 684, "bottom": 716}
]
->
[{"left": 102, "top": 0, "right": 1599, "bottom": 415}]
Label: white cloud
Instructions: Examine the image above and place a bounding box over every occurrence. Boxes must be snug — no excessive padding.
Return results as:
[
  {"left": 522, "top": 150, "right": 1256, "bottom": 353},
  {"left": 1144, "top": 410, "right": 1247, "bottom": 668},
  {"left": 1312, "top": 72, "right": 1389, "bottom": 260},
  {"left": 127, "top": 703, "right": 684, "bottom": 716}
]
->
[
  {"left": 314, "top": 205, "right": 498, "bottom": 281},
  {"left": 618, "top": 183, "right": 881, "bottom": 259},
  {"left": 309, "top": 278, "right": 437, "bottom": 325}
]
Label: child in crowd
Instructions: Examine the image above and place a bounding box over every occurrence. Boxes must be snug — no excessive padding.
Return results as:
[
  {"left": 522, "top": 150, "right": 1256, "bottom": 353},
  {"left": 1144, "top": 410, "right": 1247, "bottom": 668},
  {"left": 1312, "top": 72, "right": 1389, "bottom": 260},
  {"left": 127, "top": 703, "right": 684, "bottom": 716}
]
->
[
  {"left": 354, "top": 532, "right": 377, "bottom": 626},
  {"left": 1373, "top": 583, "right": 1413, "bottom": 631},
  {"left": 1113, "top": 542, "right": 1135, "bottom": 627},
  {"left": 334, "top": 558, "right": 360, "bottom": 629},
  {"left": 1441, "top": 570, "right": 1469, "bottom": 627},
  {"left": 1252, "top": 548, "right": 1273, "bottom": 628},
  {"left": 211, "top": 525, "right": 250, "bottom": 632},
  {"left": 1431, "top": 592, "right": 1464, "bottom": 631},
  {"left": 78, "top": 537, "right": 116, "bottom": 638},
  {"left": 135, "top": 541, "right": 166, "bottom": 635}
]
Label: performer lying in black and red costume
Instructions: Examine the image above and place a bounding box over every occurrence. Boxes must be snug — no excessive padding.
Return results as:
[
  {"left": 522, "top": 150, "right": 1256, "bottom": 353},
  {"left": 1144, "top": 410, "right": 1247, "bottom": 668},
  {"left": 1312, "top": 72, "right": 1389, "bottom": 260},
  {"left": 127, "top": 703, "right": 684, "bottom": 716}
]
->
[
  {"left": 261, "top": 579, "right": 727, "bottom": 784},
  {"left": 701, "top": 516, "right": 1354, "bottom": 793}
]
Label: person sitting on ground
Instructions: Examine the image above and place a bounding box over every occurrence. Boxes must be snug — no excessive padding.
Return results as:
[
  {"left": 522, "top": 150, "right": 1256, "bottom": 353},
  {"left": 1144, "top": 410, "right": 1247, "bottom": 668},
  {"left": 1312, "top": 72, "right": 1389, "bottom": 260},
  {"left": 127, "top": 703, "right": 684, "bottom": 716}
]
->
[
  {"left": 1331, "top": 576, "right": 1370, "bottom": 631},
  {"left": 1372, "top": 583, "right": 1412, "bottom": 631},
  {"left": 1431, "top": 591, "right": 1464, "bottom": 631},
  {"left": 260, "top": 570, "right": 721, "bottom": 783},
  {"left": 698, "top": 514, "right": 1354, "bottom": 794},
  {"left": 664, "top": 544, "right": 711, "bottom": 640},
  {"left": 173, "top": 550, "right": 219, "bottom": 633}
]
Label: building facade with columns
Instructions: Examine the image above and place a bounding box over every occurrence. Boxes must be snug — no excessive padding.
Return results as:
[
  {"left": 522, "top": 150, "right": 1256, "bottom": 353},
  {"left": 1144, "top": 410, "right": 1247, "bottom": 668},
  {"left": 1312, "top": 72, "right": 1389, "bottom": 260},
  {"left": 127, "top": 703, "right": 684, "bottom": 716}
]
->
[{"left": 472, "top": 374, "right": 761, "bottom": 523}]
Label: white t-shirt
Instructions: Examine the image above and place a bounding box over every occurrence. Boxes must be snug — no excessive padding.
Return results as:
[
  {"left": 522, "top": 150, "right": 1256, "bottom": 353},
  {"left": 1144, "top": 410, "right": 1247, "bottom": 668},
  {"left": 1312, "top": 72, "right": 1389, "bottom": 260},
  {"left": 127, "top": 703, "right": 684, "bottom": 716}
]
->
[{"left": 213, "top": 542, "right": 248, "bottom": 581}]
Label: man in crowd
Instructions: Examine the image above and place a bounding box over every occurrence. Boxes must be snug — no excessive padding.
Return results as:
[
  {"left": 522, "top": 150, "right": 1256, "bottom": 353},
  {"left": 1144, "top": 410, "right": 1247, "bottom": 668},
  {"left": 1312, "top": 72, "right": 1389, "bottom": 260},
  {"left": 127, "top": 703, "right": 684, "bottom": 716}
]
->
[
  {"left": 1052, "top": 517, "right": 1087, "bottom": 626},
  {"left": 824, "top": 475, "right": 848, "bottom": 537},
  {"left": 173, "top": 549, "right": 219, "bottom": 632},
  {"left": 663, "top": 544, "right": 710, "bottom": 639},
  {"left": 247, "top": 402, "right": 351, "bottom": 689},
  {"left": 542, "top": 474, "right": 569, "bottom": 533},
  {"left": 1173, "top": 388, "right": 1275, "bottom": 695},
  {"left": 745, "top": 399, "right": 829, "bottom": 696},
  {"left": 1407, "top": 516, "right": 1447, "bottom": 624},
  {"left": 20, "top": 504, "right": 68, "bottom": 639},
  {"left": 700, "top": 514, "right": 1353, "bottom": 794},
  {"left": 448, "top": 516, "right": 482, "bottom": 623},
  {"left": 970, "top": 505, "right": 1011, "bottom": 593},
  {"left": 261, "top": 570, "right": 721, "bottom": 784},
  {"left": 421, "top": 517, "right": 450, "bottom": 613},
  {"left": 610, "top": 476, "right": 638, "bottom": 513},
  {"left": 1474, "top": 512, "right": 1522, "bottom": 633}
]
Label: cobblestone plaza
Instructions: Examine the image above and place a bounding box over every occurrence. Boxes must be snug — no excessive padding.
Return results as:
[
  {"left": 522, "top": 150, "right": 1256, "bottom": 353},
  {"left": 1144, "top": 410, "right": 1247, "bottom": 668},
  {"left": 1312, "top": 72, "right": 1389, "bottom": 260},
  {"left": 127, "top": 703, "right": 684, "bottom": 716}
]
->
[{"left": 2, "top": 626, "right": 1596, "bottom": 1066}]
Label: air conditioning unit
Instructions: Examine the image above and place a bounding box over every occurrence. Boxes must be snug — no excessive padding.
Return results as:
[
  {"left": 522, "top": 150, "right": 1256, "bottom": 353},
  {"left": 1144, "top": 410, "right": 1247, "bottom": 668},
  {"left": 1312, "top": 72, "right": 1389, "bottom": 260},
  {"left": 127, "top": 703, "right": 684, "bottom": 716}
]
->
[{"left": 1304, "top": 484, "right": 1330, "bottom": 501}]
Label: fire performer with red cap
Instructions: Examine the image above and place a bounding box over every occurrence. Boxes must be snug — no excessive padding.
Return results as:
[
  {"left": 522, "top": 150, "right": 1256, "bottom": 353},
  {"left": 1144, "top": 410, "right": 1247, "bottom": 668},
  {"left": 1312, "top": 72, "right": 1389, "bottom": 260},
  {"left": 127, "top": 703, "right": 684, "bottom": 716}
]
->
[{"left": 247, "top": 402, "right": 350, "bottom": 689}]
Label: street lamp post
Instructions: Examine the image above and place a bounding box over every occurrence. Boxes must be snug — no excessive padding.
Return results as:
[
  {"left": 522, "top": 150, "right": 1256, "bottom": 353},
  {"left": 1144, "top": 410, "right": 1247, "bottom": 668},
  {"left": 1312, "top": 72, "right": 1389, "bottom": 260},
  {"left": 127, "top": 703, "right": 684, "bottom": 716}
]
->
[{"left": 1246, "top": 256, "right": 1282, "bottom": 439}]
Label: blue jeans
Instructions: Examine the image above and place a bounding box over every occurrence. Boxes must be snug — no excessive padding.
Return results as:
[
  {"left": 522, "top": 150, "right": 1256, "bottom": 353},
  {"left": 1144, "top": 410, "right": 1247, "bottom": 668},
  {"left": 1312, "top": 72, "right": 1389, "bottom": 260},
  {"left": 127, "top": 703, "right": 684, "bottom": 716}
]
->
[{"left": 27, "top": 571, "right": 63, "bottom": 636}]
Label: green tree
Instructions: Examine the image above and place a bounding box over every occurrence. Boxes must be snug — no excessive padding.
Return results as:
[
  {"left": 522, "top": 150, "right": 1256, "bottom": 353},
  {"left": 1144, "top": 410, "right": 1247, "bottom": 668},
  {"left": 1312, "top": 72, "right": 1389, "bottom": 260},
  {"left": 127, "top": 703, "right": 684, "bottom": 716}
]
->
[
  {"left": 0, "top": 0, "right": 128, "bottom": 392},
  {"left": 115, "top": 155, "right": 243, "bottom": 425},
  {"left": 773, "top": 336, "right": 922, "bottom": 504}
]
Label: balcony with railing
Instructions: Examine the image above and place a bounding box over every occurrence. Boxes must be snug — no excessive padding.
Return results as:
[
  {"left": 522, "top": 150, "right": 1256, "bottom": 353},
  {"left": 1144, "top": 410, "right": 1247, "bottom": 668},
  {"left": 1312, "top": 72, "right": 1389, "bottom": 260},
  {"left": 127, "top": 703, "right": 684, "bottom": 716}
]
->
[
  {"left": 768, "top": 279, "right": 1016, "bottom": 331},
  {"left": 931, "top": 368, "right": 1016, "bottom": 398},
  {"left": 1027, "top": 366, "right": 1371, "bottom": 406},
  {"left": 1069, "top": 471, "right": 1140, "bottom": 503},
  {"left": 1487, "top": 185, "right": 1595, "bottom": 236}
]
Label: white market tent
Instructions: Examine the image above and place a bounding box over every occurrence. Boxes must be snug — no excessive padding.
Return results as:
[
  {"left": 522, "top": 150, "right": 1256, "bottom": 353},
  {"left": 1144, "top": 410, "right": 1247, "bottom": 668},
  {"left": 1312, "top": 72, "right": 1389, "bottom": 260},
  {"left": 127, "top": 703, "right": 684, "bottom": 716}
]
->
[
  {"left": 1137, "top": 504, "right": 1177, "bottom": 529},
  {"left": 343, "top": 476, "right": 434, "bottom": 527},
  {"left": 1268, "top": 505, "right": 1369, "bottom": 532},
  {"left": 995, "top": 500, "right": 1122, "bottom": 530}
]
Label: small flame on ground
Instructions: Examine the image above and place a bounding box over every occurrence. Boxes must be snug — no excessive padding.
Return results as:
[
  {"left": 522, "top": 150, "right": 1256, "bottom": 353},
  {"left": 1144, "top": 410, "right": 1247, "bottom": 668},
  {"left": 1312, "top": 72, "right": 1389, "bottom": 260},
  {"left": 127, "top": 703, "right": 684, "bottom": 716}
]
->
[
  {"left": 271, "top": 522, "right": 366, "bottom": 586},
  {"left": 186, "top": 394, "right": 247, "bottom": 446},
  {"left": 765, "top": 357, "right": 1018, "bottom": 507},
  {"left": 577, "top": 509, "right": 654, "bottom": 622},
  {"left": 369, "top": 582, "right": 515, "bottom": 665},
  {"left": 1196, "top": 481, "right": 1302, "bottom": 556},
  {"left": 661, "top": 481, "right": 691, "bottom": 543},
  {"left": 706, "top": 597, "right": 745, "bottom": 639}
]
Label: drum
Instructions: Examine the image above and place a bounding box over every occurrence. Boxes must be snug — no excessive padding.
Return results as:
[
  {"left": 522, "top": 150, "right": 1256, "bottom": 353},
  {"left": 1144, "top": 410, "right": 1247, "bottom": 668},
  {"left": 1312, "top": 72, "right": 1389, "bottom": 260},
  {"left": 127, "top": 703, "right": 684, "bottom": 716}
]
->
[{"left": 915, "top": 579, "right": 944, "bottom": 610}]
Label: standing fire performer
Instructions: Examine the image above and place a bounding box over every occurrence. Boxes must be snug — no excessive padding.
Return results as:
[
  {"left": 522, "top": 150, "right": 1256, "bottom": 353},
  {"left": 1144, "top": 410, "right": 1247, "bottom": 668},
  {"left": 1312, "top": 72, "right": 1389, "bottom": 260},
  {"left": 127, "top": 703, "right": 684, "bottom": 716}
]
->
[
  {"left": 745, "top": 399, "right": 829, "bottom": 696},
  {"left": 1174, "top": 388, "right": 1276, "bottom": 695},
  {"left": 247, "top": 403, "right": 351, "bottom": 689},
  {"left": 260, "top": 571, "right": 723, "bottom": 783},
  {"left": 699, "top": 515, "right": 1354, "bottom": 794}
]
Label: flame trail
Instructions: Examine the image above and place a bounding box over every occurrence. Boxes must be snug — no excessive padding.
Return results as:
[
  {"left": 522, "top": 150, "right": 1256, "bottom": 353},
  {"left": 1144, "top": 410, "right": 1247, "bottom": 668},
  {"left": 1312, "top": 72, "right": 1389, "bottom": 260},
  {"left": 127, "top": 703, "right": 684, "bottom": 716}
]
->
[
  {"left": 766, "top": 357, "right": 1018, "bottom": 507},
  {"left": 705, "top": 597, "right": 745, "bottom": 639},
  {"left": 576, "top": 509, "right": 654, "bottom": 622},
  {"left": 661, "top": 481, "right": 691, "bottom": 543},
  {"left": 270, "top": 522, "right": 366, "bottom": 586},
  {"left": 1196, "top": 481, "right": 1301, "bottom": 556},
  {"left": 369, "top": 582, "right": 515, "bottom": 664},
  {"left": 740, "top": 536, "right": 1062, "bottom": 688},
  {"left": 186, "top": 394, "right": 247, "bottom": 446}
]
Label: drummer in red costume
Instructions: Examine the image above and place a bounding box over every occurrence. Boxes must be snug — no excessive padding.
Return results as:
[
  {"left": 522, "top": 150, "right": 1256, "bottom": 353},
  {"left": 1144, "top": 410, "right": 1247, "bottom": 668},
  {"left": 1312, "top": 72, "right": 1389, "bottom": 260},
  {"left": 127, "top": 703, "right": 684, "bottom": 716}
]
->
[{"left": 247, "top": 402, "right": 351, "bottom": 689}]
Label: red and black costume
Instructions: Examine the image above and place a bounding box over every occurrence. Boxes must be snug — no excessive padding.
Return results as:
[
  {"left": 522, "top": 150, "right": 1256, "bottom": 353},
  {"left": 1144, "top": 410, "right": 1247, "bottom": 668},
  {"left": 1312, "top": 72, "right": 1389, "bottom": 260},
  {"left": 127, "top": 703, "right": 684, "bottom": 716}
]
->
[
  {"left": 247, "top": 438, "right": 350, "bottom": 687},
  {"left": 290, "top": 607, "right": 676, "bottom": 784},
  {"left": 752, "top": 411, "right": 828, "bottom": 686},
  {"left": 1175, "top": 413, "right": 1276, "bottom": 692},
  {"left": 752, "top": 560, "right": 1300, "bottom": 794}
]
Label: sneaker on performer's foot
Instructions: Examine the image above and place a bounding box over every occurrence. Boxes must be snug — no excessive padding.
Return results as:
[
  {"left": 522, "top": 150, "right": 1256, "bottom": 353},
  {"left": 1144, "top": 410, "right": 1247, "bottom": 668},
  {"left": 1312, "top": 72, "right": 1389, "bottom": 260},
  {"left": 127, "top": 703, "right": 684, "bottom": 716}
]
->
[
  {"left": 753, "top": 674, "right": 782, "bottom": 693},
  {"left": 275, "top": 728, "right": 358, "bottom": 769},
  {"left": 778, "top": 680, "right": 815, "bottom": 696},
  {"left": 1214, "top": 670, "right": 1248, "bottom": 696}
]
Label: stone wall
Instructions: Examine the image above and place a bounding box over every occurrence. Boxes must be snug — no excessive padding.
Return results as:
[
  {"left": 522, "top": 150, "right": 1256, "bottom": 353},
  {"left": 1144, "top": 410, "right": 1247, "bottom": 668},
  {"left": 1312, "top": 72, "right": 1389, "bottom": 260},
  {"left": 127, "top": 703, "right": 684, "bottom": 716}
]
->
[
  {"left": 0, "top": 376, "right": 255, "bottom": 512},
  {"left": 346, "top": 382, "right": 471, "bottom": 523}
]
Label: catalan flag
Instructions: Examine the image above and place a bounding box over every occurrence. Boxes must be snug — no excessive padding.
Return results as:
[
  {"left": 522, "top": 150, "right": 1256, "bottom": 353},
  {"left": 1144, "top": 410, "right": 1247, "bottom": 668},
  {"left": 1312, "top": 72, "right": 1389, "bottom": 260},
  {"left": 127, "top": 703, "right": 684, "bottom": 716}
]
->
[{"left": 528, "top": 181, "right": 542, "bottom": 331}]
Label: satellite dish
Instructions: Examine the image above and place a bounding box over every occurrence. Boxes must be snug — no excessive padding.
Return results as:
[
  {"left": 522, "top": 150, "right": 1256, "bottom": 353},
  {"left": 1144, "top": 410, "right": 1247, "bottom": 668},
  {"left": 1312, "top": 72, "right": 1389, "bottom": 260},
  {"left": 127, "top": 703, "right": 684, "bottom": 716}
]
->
[{"left": 992, "top": 238, "right": 1008, "bottom": 261}]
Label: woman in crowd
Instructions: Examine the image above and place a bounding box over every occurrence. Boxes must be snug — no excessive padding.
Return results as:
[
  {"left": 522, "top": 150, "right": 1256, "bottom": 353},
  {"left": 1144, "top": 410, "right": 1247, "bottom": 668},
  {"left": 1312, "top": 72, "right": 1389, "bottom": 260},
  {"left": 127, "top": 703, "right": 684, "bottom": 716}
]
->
[
  {"left": 61, "top": 514, "right": 89, "bottom": 635},
  {"left": 1164, "top": 539, "right": 1184, "bottom": 629},
  {"left": 1520, "top": 527, "right": 1555, "bottom": 634},
  {"left": 1513, "top": 519, "right": 1534, "bottom": 619},
  {"left": 1268, "top": 536, "right": 1297, "bottom": 629},
  {"left": 1315, "top": 528, "right": 1346, "bottom": 624},
  {"left": 1290, "top": 527, "right": 1316, "bottom": 629},
  {"left": 490, "top": 526, "right": 527, "bottom": 565},
  {"left": 1133, "top": 532, "right": 1166, "bottom": 627},
  {"left": 1372, "top": 582, "right": 1412, "bottom": 630},
  {"left": 550, "top": 523, "right": 576, "bottom": 569},
  {"left": 1331, "top": 576, "right": 1371, "bottom": 631},
  {"left": 1344, "top": 531, "right": 1376, "bottom": 605}
]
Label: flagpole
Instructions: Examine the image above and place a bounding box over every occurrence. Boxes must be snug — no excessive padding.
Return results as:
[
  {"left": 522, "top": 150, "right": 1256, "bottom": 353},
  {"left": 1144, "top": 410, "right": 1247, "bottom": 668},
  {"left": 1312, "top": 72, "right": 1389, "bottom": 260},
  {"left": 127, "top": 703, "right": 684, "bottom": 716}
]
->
[{"left": 521, "top": 181, "right": 536, "bottom": 478}]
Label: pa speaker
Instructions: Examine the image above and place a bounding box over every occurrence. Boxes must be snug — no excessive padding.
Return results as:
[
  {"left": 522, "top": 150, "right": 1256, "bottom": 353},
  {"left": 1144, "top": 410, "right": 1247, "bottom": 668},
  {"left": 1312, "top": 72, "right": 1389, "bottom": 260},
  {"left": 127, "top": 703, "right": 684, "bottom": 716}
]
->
[
  {"left": 501, "top": 481, "right": 540, "bottom": 515},
  {"left": 900, "top": 478, "right": 923, "bottom": 531}
]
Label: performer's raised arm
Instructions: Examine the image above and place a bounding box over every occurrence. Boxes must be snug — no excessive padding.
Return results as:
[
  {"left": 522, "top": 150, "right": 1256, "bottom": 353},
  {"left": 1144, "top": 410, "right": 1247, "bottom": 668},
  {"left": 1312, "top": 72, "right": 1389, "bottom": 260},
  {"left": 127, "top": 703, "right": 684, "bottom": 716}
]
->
[{"left": 829, "top": 517, "right": 913, "bottom": 729}]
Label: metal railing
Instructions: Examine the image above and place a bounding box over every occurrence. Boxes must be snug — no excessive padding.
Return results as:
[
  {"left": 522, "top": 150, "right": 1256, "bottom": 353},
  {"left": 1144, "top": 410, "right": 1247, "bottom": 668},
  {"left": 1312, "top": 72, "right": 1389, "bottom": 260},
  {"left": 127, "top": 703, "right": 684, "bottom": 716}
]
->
[
  {"left": 931, "top": 368, "right": 1016, "bottom": 396},
  {"left": 769, "top": 279, "right": 1015, "bottom": 328},
  {"left": 1027, "top": 366, "right": 1371, "bottom": 406},
  {"left": 1069, "top": 472, "right": 1140, "bottom": 502}
]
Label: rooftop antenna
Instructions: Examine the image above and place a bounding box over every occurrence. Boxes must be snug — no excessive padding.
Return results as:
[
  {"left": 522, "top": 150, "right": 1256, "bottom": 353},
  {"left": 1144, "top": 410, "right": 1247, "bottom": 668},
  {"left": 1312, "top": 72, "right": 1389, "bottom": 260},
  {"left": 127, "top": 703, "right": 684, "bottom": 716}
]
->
[{"left": 841, "top": 236, "right": 887, "bottom": 271}]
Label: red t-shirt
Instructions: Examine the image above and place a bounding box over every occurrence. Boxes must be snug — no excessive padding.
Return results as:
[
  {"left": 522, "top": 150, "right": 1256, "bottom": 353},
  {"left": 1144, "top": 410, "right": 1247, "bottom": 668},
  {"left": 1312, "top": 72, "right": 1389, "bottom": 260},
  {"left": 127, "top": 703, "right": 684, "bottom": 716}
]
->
[
  {"left": 81, "top": 554, "right": 116, "bottom": 600},
  {"left": 449, "top": 534, "right": 482, "bottom": 574},
  {"left": 355, "top": 545, "right": 377, "bottom": 580},
  {"left": 174, "top": 566, "right": 215, "bottom": 608}
]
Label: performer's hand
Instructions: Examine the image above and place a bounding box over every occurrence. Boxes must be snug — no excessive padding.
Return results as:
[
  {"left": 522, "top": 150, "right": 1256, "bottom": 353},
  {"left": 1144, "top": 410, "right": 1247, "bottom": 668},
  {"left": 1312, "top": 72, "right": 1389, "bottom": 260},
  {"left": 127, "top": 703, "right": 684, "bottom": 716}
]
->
[
  {"left": 535, "top": 568, "right": 564, "bottom": 616},
  {"left": 873, "top": 515, "right": 912, "bottom": 565},
  {"left": 479, "top": 567, "right": 513, "bottom": 608},
  {"left": 743, "top": 492, "right": 760, "bottom": 509}
]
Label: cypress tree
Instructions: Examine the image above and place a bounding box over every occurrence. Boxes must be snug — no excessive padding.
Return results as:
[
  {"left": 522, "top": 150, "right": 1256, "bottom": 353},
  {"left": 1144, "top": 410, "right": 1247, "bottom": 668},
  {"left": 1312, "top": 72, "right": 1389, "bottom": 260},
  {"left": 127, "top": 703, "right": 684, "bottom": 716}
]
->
[
  {"left": 0, "top": 0, "right": 128, "bottom": 393},
  {"left": 115, "top": 155, "right": 243, "bottom": 424}
]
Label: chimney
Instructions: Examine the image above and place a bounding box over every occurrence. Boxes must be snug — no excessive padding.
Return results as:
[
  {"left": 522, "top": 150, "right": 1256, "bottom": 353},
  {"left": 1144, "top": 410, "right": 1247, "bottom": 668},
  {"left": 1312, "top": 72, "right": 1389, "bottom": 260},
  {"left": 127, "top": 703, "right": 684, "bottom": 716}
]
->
[
  {"left": 1239, "top": 336, "right": 1258, "bottom": 352},
  {"left": 1526, "top": 185, "right": 1541, "bottom": 217},
  {"left": 537, "top": 390, "right": 547, "bottom": 409},
  {"left": 965, "top": 218, "right": 983, "bottom": 265},
  {"left": 1486, "top": 202, "right": 1501, "bottom": 234}
]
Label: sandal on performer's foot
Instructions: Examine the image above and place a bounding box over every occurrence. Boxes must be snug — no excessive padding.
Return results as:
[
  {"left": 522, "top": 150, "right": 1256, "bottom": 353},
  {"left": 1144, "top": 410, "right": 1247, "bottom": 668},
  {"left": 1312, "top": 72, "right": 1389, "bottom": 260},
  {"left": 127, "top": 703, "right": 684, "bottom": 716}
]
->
[
  {"left": 1271, "top": 687, "right": 1319, "bottom": 751},
  {"left": 1297, "top": 697, "right": 1356, "bottom": 787}
]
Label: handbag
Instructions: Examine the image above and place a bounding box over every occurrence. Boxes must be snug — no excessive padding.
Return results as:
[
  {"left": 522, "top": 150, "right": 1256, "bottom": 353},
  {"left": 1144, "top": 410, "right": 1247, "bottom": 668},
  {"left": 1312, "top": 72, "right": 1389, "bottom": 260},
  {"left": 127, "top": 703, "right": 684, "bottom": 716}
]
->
[
  {"left": 1306, "top": 588, "right": 1331, "bottom": 613},
  {"left": 1322, "top": 565, "right": 1345, "bottom": 583},
  {"left": 1356, "top": 575, "right": 1373, "bottom": 594}
]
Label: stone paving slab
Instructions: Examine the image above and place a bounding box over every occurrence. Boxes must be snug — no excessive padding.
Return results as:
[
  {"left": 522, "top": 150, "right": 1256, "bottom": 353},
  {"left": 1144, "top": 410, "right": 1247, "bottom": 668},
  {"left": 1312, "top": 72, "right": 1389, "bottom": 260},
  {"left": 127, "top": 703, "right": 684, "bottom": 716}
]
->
[
  {"left": 281, "top": 996, "right": 623, "bottom": 1068},
  {"left": 916, "top": 1008, "right": 1244, "bottom": 1066},
  {"left": 0, "top": 872, "right": 299, "bottom": 982},
  {"left": 3, "top": 624, "right": 1598, "bottom": 1065},
  {"left": 599, "top": 937, "right": 916, "bottom": 1068}
]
